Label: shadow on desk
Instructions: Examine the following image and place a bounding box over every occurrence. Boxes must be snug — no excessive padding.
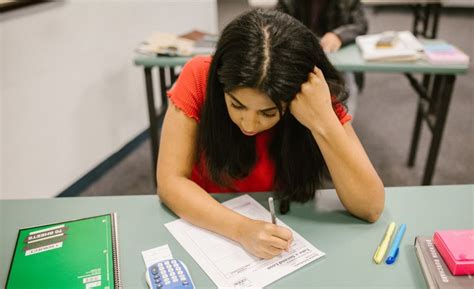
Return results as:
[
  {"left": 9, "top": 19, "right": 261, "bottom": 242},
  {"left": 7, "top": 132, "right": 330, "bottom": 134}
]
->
[{"left": 286, "top": 191, "right": 371, "bottom": 225}]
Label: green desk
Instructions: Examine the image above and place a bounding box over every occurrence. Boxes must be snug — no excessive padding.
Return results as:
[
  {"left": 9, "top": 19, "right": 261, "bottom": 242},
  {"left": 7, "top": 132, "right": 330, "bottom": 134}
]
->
[
  {"left": 134, "top": 40, "right": 468, "bottom": 186},
  {"left": 1, "top": 185, "right": 473, "bottom": 288}
]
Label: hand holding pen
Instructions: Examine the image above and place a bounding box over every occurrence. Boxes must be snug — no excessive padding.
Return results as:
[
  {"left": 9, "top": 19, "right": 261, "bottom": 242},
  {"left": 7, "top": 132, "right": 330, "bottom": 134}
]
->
[{"left": 235, "top": 197, "right": 293, "bottom": 259}]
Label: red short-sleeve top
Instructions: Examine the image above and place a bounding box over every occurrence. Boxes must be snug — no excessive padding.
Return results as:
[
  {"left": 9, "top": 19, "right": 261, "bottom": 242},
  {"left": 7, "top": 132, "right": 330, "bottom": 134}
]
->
[{"left": 167, "top": 56, "right": 351, "bottom": 193}]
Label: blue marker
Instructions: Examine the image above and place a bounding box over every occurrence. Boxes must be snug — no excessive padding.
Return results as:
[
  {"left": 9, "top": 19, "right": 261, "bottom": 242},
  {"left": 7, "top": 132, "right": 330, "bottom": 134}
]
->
[{"left": 386, "top": 224, "right": 407, "bottom": 265}]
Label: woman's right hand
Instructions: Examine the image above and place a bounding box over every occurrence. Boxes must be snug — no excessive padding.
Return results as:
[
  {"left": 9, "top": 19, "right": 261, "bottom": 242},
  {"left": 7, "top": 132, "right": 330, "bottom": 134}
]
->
[{"left": 236, "top": 218, "right": 293, "bottom": 259}]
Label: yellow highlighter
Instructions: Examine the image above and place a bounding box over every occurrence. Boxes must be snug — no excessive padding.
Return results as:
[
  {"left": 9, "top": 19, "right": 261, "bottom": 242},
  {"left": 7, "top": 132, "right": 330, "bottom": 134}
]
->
[{"left": 373, "top": 222, "right": 396, "bottom": 264}]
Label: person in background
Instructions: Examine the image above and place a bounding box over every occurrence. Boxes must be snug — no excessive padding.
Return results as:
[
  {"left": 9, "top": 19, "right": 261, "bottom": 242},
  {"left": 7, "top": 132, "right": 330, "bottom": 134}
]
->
[
  {"left": 277, "top": 0, "right": 368, "bottom": 115},
  {"left": 157, "top": 9, "right": 384, "bottom": 260}
]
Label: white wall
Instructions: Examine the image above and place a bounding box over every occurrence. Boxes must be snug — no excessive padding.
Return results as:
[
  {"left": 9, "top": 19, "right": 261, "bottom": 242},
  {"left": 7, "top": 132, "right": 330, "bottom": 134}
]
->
[
  {"left": 0, "top": 0, "right": 218, "bottom": 200},
  {"left": 0, "top": 24, "right": 3, "bottom": 199}
]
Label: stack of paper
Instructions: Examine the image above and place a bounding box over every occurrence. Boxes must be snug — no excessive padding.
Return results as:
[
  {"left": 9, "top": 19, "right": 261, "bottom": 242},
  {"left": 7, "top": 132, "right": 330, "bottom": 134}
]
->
[
  {"left": 136, "top": 30, "right": 216, "bottom": 56},
  {"left": 165, "top": 195, "right": 325, "bottom": 288},
  {"left": 356, "top": 31, "right": 423, "bottom": 62}
]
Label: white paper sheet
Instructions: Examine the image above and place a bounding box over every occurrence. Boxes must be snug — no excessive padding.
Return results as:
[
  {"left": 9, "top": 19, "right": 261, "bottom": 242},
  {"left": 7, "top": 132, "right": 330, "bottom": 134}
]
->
[
  {"left": 164, "top": 194, "right": 325, "bottom": 288},
  {"left": 141, "top": 244, "right": 173, "bottom": 268}
]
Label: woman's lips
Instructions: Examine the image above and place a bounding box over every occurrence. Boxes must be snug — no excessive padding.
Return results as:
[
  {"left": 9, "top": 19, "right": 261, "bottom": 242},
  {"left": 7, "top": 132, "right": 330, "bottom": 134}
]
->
[{"left": 241, "top": 129, "right": 257, "bottom": 136}]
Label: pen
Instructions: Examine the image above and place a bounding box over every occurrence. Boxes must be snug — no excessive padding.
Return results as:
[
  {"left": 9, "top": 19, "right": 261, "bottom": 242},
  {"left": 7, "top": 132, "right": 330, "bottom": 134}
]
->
[
  {"left": 268, "top": 197, "right": 276, "bottom": 224},
  {"left": 373, "top": 222, "right": 396, "bottom": 264},
  {"left": 385, "top": 224, "right": 407, "bottom": 265}
]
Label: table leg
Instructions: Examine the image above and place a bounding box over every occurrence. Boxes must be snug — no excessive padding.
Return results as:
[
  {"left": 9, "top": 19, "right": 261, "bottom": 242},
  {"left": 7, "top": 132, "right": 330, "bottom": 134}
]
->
[
  {"left": 407, "top": 74, "right": 432, "bottom": 166},
  {"left": 408, "top": 100, "right": 424, "bottom": 167},
  {"left": 144, "top": 68, "right": 159, "bottom": 185},
  {"left": 170, "top": 66, "right": 178, "bottom": 84},
  {"left": 422, "top": 75, "right": 456, "bottom": 185},
  {"left": 430, "top": 4, "right": 441, "bottom": 39},
  {"left": 159, "top": 67, "right": 168, "bottom": 112},
  {"left": 412, "top": 3, "right": 441, "bottom": 39},
  {"left": 143, "top": 66, "right": 179, "bottom": 185}
]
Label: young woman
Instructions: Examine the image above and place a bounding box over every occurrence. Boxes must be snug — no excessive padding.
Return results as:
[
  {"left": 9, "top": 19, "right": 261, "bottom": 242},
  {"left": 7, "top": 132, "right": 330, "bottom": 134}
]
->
[{"left": 157, "top": 9, "right": 384, "bottom": 259}]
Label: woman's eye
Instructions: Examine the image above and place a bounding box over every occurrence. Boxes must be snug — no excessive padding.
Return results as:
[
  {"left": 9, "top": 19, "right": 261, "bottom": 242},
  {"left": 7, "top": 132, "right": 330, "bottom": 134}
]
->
[
  {"left": 231, "top": 103, "right": 245, "bottom": 110},
  {"left": 261, "top": 112, "right": 277, "bottom": 118}
]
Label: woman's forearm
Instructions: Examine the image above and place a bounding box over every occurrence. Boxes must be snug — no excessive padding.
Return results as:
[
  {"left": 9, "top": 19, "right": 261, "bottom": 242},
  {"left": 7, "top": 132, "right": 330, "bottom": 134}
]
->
[
  {"left": 310, "top": 115, "right": 385, "bottom": 223},
  {"left": 157, "top": 177, "right": 249, "bottom": 241}
]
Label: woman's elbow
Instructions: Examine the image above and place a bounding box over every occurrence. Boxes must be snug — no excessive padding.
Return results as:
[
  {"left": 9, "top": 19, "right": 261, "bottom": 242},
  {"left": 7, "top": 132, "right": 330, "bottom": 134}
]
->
[
  {"left": 364, "top": 186, "right": 385, "bottom": 223},
  {"left": 156, "top": 174, "right": 172, "bottom": 203},
  {"left": 364, "top": 206, "right": 383, "bottom": 223}
]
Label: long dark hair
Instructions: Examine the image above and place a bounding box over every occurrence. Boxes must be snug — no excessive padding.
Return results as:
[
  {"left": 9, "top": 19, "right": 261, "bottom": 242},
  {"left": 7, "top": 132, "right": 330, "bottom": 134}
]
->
[{"left": 198, "top": 9, "right": 347, "bottom": 213}]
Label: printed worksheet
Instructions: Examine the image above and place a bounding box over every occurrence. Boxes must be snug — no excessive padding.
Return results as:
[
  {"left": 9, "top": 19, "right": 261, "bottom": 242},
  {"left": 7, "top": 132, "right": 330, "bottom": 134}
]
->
[{"left": 164, "top": 194, "right": 325, "bottom": 288}]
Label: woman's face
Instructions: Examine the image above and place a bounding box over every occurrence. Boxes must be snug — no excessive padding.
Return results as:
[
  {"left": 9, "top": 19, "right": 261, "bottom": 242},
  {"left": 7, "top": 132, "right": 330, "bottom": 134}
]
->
[{"left": 224, "top": 87, "right": 285, "bottom": 136}]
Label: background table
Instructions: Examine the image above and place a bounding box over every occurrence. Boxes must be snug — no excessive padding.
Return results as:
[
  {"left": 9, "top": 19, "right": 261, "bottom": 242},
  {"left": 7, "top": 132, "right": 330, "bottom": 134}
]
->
[
  {"left": 327, "top": 40, "right": 468, "bottom": 185},
  {"left": 1, "top": 185, "right": 472, "bottom": 288}
]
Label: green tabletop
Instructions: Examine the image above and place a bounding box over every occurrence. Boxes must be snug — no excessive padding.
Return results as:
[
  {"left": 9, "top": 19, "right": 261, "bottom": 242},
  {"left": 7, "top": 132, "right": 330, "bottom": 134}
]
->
[
  {"left": 1, "top": 185, "right": 473, "bottom": 288},
  {"left": 134, "top": 55, "right": 192, "bottom": 68},
  {"left": 134, "top": 40, "right": 468, "bottom": 75}
]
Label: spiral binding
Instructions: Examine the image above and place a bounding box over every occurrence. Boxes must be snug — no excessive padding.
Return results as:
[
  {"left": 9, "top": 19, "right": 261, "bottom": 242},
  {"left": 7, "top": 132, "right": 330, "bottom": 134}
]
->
[{"left": 110, "top": 213, "right": 122, "bottom": 289}]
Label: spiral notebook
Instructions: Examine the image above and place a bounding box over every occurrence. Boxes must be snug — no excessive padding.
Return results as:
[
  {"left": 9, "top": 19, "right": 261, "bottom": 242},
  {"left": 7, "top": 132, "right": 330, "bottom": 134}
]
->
[{"left": 5, "top": 213, "right": 121, "bottom": 289}]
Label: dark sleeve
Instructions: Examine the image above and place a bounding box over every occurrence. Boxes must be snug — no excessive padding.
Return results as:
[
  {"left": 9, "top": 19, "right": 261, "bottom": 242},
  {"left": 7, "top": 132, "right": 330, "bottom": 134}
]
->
[
  {"left": 275, "top": 0, "right": 295, "bottom": 16},
  {"left": 332, "top": 0, "right": 368, "bottom": 46}
]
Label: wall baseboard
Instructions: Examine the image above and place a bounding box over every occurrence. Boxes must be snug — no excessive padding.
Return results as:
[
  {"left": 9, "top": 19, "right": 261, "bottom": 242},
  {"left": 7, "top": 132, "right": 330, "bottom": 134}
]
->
[{"left": 56, "top": 129, "right": 150, "bottom": 198}]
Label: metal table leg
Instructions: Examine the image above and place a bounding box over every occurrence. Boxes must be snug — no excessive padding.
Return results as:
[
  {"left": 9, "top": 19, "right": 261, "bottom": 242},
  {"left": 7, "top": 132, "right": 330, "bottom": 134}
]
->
[
  {"left": 143, "top": 66, "right": 179, "bottom": 185},
  {"left": 412, "top": 3, "right": 442, "bottom": 39},
  {"left": 407, "top": 74, "right": 433, "bottom": 166},
  {"left": 144, "top": 67, "right": 159, "bottom": 185},
  {"left": 408, "top": 99, "right": 424, "bottom": 167},
  {"left": 405, "top": 73, "right": 456, "bottom": 185},
  {"left": 422, "top": 75, "right": 456, "bottom": 185}
]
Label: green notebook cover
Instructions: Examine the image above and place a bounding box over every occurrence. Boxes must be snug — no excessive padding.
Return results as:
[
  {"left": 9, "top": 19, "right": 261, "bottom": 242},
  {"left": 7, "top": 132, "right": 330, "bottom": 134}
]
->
[{"left": 6, "top": 213, "right": 121, "bottom": 289}]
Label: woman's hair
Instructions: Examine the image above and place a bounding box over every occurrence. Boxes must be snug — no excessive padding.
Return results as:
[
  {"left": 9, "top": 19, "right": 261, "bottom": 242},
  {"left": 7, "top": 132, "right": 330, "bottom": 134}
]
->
[{"left": 198, "top": 9, "right": 347, "bottom": 213}]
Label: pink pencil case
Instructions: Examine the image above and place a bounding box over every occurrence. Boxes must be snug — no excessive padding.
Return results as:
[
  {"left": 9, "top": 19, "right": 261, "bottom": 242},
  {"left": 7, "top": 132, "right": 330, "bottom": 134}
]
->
[{"left": 433, "top": 230, "right": 474, "bottom": 276}]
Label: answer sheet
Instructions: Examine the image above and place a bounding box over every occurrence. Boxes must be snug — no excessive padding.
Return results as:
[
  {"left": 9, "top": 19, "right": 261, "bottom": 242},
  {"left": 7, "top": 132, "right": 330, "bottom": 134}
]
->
[{"left": 164, "top": 194, "right": 325, "bottom": 288}]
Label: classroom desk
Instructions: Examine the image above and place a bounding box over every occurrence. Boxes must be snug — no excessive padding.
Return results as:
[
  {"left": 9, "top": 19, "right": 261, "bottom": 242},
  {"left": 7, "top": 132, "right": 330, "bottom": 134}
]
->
[
  {"left": 1, "top": 185, "right": 472, "bottom": 288},
  {"left": 134, "top": 39, "right": 467, "bottom": 186}
]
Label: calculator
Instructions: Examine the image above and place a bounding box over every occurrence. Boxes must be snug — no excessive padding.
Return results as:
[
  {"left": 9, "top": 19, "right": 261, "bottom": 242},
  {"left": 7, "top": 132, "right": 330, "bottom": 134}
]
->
[{"left": 145, "top": 259, "right": 195, "bottom": 289}]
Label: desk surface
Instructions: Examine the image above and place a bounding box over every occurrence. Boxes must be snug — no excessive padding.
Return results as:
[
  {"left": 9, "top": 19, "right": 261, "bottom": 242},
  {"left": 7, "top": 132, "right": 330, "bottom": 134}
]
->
[
  {"left": 134, "top": 41, "right": 468, "bottom": 75},
  {"left": 1, "top": 185, "right": 473, "bottom": 289}
]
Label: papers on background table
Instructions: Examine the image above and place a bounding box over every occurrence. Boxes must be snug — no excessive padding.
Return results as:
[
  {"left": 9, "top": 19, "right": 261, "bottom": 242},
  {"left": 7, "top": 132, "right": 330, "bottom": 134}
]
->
[
  {"left": 136, "top": 30, "right": 217, "bottom": 56},
  {"left": 165, "top": 195, "right": 325, "bottom": 289},
  {"left": 356, "top": 31, "right": 424, "bottom": 62}
]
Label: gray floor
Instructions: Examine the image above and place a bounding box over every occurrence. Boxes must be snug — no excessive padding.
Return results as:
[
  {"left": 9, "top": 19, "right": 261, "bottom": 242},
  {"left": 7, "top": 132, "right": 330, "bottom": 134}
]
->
[{"left": 79, "top": 5, "right": 473, "bottom": 197}]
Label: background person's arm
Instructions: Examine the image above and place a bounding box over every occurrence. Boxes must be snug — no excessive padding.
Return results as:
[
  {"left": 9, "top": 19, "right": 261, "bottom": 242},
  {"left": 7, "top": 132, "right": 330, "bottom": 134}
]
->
[
  {"left": 332, "top": 0, "right": 368, "bottom": 46},
  {"left": 157, "top": 103, "right": 292, "bottom": 259}
]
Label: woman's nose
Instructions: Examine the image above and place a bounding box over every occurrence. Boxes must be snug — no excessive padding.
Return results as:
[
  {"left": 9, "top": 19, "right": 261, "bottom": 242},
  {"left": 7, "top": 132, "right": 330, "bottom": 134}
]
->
[{"left": 241, "top": 112, "right": 258, "bottom": 132}]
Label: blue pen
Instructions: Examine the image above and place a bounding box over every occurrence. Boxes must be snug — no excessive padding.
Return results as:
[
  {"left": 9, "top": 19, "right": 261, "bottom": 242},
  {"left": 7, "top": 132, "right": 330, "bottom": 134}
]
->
[{"left": 385, "top": 224, "right": 407, "bottom": 265}]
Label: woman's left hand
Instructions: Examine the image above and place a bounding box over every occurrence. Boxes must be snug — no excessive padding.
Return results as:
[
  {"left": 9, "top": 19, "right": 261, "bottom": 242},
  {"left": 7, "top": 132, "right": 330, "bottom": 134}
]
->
[
  {"left": 290, "top": 67, "right": 336, "bottom": 132},
  {"left": 320, "top": 32, "right": 342, "bottom": 53}
]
